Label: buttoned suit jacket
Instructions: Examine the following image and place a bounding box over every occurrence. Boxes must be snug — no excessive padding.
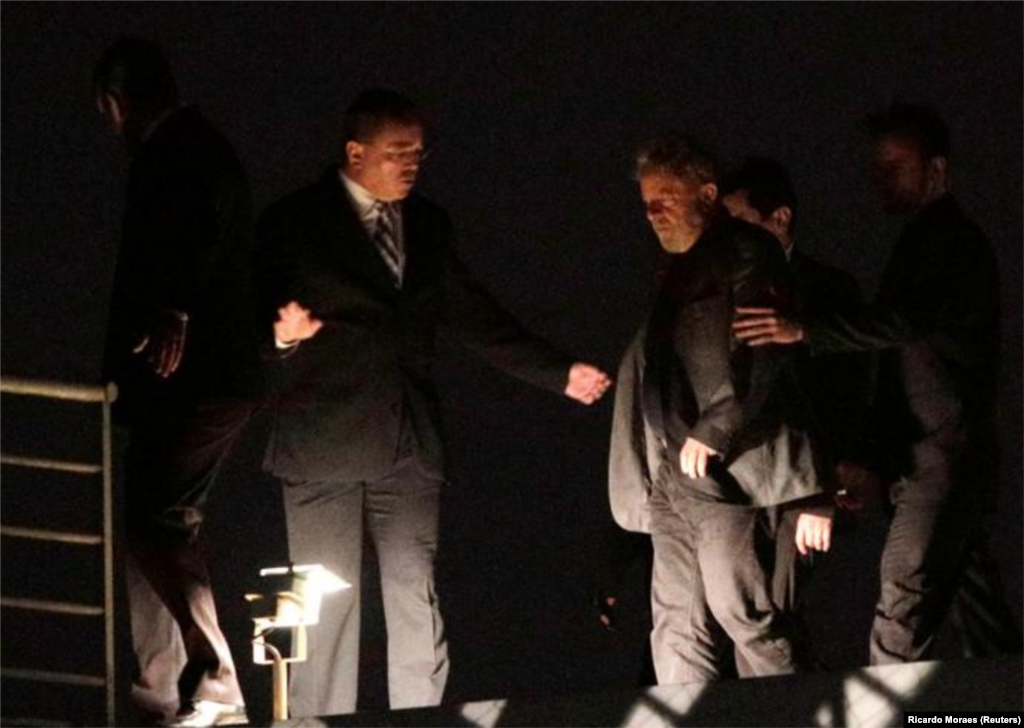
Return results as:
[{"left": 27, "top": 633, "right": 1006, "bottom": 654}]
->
[{"left": 257, "top": 168, "right": 573, "bottom": 484}]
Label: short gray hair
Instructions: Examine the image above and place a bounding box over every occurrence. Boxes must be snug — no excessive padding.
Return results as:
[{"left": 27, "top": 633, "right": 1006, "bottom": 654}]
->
[{"left": 634, "top": 134, "right": 719, "bottom": 185}]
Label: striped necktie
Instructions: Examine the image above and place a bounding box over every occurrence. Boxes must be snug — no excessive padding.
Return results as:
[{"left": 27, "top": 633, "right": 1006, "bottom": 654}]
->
[{"left": 372, "top": 201, "right": 403, "bottom": 287}]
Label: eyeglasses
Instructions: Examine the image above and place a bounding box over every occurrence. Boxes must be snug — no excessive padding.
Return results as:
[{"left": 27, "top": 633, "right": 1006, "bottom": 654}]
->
[{"left": 362, "top": 144, "right": 431, "bottom": 164}]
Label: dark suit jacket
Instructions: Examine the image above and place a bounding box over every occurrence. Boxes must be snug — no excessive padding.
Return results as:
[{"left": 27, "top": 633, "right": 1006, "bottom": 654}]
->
[
  {"left": 635, "top": 216, "right": 822, "bottom": 508},
  {"left": 804, "top": 195, "right": 1000, "bottom": 494},
  {"left": 789, "top": 249, "right": 874, "bottom": 472},
  {"left": 257, "top": 168, "right": 573, "bottom": 484},
  {"left": 103, "top": 106, "right": 261, "bottom": 423}
]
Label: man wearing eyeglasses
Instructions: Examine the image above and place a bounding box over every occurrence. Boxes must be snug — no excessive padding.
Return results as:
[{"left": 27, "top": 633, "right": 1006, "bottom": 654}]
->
[{"left": 256, "top": 87, "right": 611, "bottom": 717}]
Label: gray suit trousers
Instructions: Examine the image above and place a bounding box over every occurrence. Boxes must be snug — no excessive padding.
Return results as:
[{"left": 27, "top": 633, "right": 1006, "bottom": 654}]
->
[
  {"left": 281, "top": 454, "right": 449, "bottom": 717},
  {"left": 122, "top": 399, "right": 254, "bottom": 719},
  {"left": 870, "top": 477, "right": 1023, "bottom": 663},
  {"left": 650, "top": 467, "right": 797, "bottom": 684}
]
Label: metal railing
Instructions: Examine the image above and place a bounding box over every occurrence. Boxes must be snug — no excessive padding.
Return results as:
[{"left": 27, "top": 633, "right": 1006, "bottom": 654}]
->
[{"left": 0, "top": 376, "right": 119, "bottom": 726}]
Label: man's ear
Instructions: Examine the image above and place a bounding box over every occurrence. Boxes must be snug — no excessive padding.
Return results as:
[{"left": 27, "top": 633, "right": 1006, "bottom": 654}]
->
[
  {"left": 99, "top": 92, "right": 128, "bottom": 133},
  {"left": 700, "top": 182, "right": 718, "bottom": 205},
  {"left": 928, "top": 155, "right": 948, "bottom": 188},
  {"left": 345, "top": 140, "right": 364, "bottom": 171},
  {"left": 770, "top": 205, "right": 793, "bottom": 234}
]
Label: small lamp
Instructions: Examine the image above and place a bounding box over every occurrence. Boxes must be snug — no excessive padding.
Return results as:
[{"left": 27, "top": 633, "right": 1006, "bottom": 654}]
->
[{"left": 245, "top": 564, "right": 350, "bottom": 720}]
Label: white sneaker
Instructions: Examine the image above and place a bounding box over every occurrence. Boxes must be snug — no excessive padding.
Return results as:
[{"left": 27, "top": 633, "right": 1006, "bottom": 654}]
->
[{"left": 162, "top": 701, "right": 248, "bottom": 727}]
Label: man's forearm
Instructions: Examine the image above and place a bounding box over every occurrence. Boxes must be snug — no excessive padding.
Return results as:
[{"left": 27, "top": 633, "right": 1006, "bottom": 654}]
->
[{"left": 805, "top": 304, "right": 916, "bottom": 355}]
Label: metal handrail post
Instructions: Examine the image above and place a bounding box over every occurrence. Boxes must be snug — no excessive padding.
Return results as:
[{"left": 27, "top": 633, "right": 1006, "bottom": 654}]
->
[{"left": 101, "top": 383, "right": 117, "bottom": 726}]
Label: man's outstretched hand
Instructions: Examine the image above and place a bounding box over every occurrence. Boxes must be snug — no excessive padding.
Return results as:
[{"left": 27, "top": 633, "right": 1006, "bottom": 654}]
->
[
  {"left": 565, "top": 363, "right": 612, "bottom": 405},
  {"left": 274, "top": 301, "right": 323, "bottom": 346},
  {"left": 733, "top": 306, "right": 804, "bottom": 346}
]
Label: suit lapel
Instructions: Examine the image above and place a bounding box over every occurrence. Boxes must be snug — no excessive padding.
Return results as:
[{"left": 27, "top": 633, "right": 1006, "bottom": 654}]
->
[
  {"left": 400, "top": 196, "right": 424, "bottom": 291},
  {"left": 315, "top": 169, "right": 399, "bottom": 297},
  {"left": 395, "top": 193, "right": 443, "bottom": 293}
]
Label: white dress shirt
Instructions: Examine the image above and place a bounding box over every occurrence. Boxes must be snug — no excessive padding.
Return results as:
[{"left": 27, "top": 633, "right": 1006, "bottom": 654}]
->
[
  {"left": 275, "top": 170, "right": 407, "bottom": 349},
  {"left": 339, "top": 170, "right": 405, "bottom": 254}
]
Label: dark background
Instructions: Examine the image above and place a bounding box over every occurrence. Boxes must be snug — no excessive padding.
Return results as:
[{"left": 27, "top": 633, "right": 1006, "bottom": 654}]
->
[{"left": 2, "top": 2, "right": 1021, "bottom": 724}]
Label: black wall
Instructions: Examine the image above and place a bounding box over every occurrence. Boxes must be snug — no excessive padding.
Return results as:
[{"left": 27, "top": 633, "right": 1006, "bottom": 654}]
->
[{"left": 2, "top": 2, "right": 1020, "bottom": 722}]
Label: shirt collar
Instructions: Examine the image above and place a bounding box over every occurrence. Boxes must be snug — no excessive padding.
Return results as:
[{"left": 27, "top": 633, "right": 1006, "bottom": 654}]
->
[
  {"left": 142, "top": 105, "right": 182, "bottom": 145},
  {"left": 339, "top": 170, "right": 380, "bottom": 220}
]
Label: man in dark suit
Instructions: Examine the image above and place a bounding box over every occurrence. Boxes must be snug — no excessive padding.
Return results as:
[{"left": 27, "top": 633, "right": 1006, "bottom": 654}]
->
[
  {"left": 256, "top": 88, "right": 611, "bottom": 717},
  {"left": 734, "top": 103, "right": 1022, "bottom": 664},
  {"left": 720, "top": 156, "right": 874, "bottom": 667},
  {"left": 96, "top": 39, "right": 260, "bottom": 727},
  {"left": 609, "top": 135, "right": 831, "bottom": 686}
]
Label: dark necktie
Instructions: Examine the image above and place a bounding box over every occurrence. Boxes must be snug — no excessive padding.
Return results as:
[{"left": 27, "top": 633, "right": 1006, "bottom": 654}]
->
[{"left": 372, "top": 201, "right": 403, "bottom": 287}]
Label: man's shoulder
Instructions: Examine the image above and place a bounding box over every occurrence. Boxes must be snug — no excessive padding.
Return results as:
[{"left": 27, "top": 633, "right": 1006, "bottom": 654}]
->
[
  {"left": 135, "top": 107, "right": 248, "bottom": 194},
  {"left": 792, "top": 250, "right": 860, "bottom": 290},
  {"left": 713, "top": 216, "right": 787, "bottom": 269},
  {"left": 716, "top": 216, "right": 778, "bottom": 251},
  {"left": 148, "top": 106, "right": 237, "bottom": 160},
  {"left": 912, "top": 195, "right": 995, "bottom": 269},
  {"left": 920, "top": 195, "right": 990, "bottom": 243}
]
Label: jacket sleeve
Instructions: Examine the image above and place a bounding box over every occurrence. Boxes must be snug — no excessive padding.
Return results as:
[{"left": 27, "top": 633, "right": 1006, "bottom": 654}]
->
[
  {"left": 130, "top": 154, "right": 250, "bottom": 326},
  {"left": 802, "top": 226, "right": 997, "bottom": 359},
  {"left": 115, "top": 187, "right": 210, "bottom": 351},
  {"left": 254, "top": 201, "right": 305, "bottom": 362},
  {"left": 803, "top": 303, "right": 916, "bottom": 355},
  {"left": 442, "top": 218, "right": 574, "bottom": 395}
]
